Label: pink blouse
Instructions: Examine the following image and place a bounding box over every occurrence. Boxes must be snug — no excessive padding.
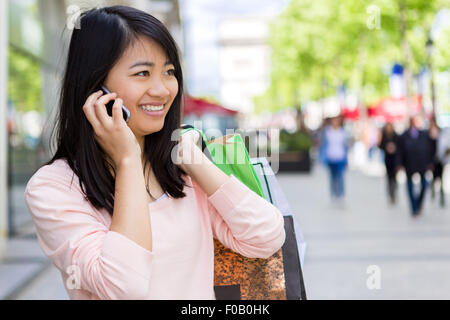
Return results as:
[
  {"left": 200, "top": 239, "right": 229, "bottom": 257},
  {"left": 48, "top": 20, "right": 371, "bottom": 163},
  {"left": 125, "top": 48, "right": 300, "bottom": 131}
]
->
[{"left": 24, "top": 159, "right": 285, "bottom": 300}]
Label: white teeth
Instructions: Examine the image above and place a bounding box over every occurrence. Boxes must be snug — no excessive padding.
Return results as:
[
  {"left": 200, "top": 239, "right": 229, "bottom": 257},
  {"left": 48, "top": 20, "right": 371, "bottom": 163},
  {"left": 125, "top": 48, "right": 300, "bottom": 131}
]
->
[{"left": 139, "top": 105, "right": 164, "bottom": 111}]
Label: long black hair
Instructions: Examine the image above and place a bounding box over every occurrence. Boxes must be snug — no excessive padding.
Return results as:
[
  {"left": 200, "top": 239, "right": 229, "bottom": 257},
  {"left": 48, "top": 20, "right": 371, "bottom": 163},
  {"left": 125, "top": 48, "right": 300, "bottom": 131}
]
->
[{"left": 47, "top": 5, "right": 189, "bottom": 216}]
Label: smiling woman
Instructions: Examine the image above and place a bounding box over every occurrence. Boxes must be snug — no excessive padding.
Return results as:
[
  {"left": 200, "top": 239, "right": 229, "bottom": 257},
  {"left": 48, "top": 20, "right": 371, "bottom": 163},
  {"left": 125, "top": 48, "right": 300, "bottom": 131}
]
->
[
  {"left": 50, "top": 5, "right": 186, "bottom": 210},
  {"left": 104, "top": 36, "right": 179, "bottom": 146},
  {"left": 23, "top": 5, "right": 285, "bottom": 300}
]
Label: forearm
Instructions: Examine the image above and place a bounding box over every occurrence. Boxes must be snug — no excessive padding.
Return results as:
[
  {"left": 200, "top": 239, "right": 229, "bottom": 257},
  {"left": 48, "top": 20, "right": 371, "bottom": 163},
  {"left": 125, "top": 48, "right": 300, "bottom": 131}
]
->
[
  {"left": 110, "top": 157, "right": 152, "bottom": 251},
  {"left": 184, "top": 145, "right": 229, "bottom": 197}
]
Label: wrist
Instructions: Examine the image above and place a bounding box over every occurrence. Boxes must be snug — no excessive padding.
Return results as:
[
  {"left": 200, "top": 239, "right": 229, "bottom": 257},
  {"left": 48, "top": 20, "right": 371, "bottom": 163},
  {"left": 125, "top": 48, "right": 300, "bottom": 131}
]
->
[{"left": 187, "top": 154, "right": 229, "bottom": 197}]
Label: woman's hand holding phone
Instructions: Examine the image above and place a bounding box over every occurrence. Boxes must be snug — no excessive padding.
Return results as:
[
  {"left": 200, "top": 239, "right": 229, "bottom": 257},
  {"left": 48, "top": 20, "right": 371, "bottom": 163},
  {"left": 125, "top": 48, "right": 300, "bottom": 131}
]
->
[{"left": 83, "top": 90, "right": 141, "bottom": 170}]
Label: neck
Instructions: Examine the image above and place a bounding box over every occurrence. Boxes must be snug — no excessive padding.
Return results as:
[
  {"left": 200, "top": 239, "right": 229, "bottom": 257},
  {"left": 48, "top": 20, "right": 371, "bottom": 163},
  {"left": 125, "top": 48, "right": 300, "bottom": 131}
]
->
[
  {"left": 132, "top": 135, "right": 156, "bottom": 199},
  {"left": 136, "top": 135, "right": 146, "bottom": 166}
]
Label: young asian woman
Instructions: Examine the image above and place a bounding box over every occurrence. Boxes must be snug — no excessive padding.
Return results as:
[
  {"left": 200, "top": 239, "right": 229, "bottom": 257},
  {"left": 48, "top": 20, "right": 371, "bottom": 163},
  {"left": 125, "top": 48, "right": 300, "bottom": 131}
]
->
[{"left": 24, "top": 6, "right": 285, "bottom": 300}]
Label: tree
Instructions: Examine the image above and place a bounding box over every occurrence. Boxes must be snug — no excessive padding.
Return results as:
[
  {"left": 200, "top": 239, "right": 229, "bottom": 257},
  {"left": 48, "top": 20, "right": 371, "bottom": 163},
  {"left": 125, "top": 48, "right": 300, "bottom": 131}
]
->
[
  {"left": 8, "top": 45, "right": 43, "bottom": 113},
  {"left": 255, "top": 0, "right": 443, "bottom": 114}
]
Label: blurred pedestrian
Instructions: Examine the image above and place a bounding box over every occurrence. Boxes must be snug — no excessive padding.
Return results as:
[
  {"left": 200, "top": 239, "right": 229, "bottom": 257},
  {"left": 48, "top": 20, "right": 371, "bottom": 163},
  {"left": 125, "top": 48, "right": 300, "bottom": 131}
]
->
[
  {"left": 398, "top": 115, "right": 434, "bottom": 216},
  {"left": 429, "top": 117, "right": 444, "bottom": 207},
  {"left": 363, "top": 120, "right": 380, "bottom": 161},
  {"left": 379, "top": 122, "right": 399, "bottom": 205},
  {"left": 319, "top": 116, "right": 349, "bottom": 202},
  {"left": 437, "top": 126, "right": 450, "bottom": 207}
]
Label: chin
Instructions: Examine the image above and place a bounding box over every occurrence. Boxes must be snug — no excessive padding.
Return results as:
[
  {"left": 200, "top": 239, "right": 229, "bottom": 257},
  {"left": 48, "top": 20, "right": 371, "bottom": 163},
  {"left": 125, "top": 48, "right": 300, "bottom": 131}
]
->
[{"left": 143, "top": 124, "right": 165, "bottom": 135}]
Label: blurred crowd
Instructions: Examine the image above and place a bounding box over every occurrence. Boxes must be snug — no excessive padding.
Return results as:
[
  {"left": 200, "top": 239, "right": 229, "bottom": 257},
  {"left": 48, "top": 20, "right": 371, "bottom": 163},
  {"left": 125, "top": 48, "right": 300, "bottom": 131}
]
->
[
  {"left": 379, "top": 115, "right": 450, "bottom": 216},
  {"left": 317, "top": 115, "right": 450, "bottom": 216}
]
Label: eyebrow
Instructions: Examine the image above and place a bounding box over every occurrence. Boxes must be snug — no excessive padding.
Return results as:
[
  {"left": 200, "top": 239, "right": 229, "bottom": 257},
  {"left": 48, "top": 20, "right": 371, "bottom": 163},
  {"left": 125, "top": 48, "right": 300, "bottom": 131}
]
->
[{"left": 129, "top": 60, "right": 173, "bottom": 69}]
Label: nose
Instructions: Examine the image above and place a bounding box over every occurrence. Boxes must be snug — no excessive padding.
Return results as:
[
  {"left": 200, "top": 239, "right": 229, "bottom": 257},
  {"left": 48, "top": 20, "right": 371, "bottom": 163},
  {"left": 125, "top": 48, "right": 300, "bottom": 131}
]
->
[{"left": 146, "top": 77, "right": 170, "bottom": 98}]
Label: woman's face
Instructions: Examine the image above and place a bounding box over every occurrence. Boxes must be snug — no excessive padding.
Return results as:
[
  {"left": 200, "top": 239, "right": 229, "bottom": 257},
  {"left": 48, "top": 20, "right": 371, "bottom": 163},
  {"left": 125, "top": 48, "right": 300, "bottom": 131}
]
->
[
  {"left": 104, "top": 36, "right": 179, "bottom": 139},
  {"left": 331, "top": 117, "right": 340, "bottom": 129}
]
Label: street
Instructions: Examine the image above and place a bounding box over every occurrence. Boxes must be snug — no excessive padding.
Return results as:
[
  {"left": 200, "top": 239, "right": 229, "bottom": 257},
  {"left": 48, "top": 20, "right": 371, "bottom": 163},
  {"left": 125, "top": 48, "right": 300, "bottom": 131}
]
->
[
  {"left": 10, "top": 163, "right": 450, "bottom": 300},
  {"left": 284, "top": 164, "right": 450, "bottom": 299}
]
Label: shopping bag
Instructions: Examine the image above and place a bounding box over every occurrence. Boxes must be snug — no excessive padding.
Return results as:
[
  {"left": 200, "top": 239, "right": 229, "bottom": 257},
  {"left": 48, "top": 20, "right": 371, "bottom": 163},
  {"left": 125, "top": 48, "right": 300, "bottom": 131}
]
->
[
  {"left": 207, "top": 134, "right": 266, "bottom": 199},
  {"left": 282, "top": 215, "right": 307, "bottom": 300},
  {"left": 213, "top": 159, "right": 307, "bottom": 300},
  {"left": 180, "top": 125, "right": 306, "bottom": 299},
  {"left": 180, "top": 125, "right": 266, "bottom": 199},
  {"left": 213, "top": 215, "right": 306, "bottom": 300},
  {"left": 251, "top": 157, "right": 306, "bottom": 266},
  {"left": 213, "top": 235, "right": 286, "bottom": 300}
]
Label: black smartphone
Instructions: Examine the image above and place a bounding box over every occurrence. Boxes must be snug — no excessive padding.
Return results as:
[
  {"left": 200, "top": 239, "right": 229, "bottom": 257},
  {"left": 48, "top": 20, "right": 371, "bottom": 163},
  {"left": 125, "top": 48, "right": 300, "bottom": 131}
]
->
[{"left": 100, "top": 85, "right": 131, "bottom": 123}]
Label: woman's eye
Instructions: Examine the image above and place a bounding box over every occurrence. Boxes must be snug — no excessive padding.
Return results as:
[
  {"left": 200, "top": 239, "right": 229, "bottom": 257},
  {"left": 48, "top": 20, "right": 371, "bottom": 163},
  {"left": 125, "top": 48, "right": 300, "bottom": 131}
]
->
[
  {"left": 135, "top": 71, "right": 149, "bottom": 77},
  {"left": 165, "top": 69, "right": 176, "bottom": 76}
]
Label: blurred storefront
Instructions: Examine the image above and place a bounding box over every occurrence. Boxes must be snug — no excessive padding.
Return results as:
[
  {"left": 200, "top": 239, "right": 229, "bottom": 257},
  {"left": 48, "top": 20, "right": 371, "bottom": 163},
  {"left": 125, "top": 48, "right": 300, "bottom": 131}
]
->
[
  {"left": 1, "top": 0, "right": 182, "bottom": 245},
  {"left": 1, "top": 1, "right": 9, "bottom": 253},
  {"left": 182, "top": 95, "right": 238, "bottom": 139}
]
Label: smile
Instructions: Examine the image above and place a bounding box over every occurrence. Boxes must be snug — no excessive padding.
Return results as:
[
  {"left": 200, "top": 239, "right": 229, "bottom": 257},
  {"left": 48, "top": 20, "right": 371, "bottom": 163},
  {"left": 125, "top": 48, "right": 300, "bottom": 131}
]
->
[{"left": 139, "top": 105, "right": 165, "bottom": 111}]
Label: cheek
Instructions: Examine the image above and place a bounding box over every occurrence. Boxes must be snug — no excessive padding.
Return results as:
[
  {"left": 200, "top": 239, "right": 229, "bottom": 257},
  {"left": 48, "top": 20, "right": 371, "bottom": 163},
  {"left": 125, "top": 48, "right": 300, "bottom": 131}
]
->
[
  {"left": 123, "top": 90, "right": 141, "bottom": 109},
  {"left": 169, "top": 81, "right": 179, "bottom": 101}
]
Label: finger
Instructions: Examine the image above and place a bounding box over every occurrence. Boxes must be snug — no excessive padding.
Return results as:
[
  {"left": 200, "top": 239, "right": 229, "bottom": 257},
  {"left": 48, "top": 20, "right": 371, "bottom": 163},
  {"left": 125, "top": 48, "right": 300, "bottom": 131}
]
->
[
  {"left": 183, "top": 130, "right": 201, "bottom": 146},
  {"left": 97, "top": 92, "right": 117, "bottom": 106},
  {"left": 192, "top": 130, "right": 201, "bottom": 144},
  {"left": 94, "top": 92, "right": 117, "bottom": 126},
  {"left": 83, "top": 91, "right": 103, "bottom": 130},
  {"left": 112, "top": 98, "right": 124, "bottom": 125}
]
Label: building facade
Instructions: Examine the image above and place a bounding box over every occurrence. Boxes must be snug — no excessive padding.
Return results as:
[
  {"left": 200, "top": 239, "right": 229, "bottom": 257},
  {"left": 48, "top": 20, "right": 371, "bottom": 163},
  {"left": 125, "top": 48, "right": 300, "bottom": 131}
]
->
[
  {"left": 1, "top": 1, "right": 9, "bottom": 256},
  {"left": 218, "top": 16, "right": 272, "bottom": 114}
]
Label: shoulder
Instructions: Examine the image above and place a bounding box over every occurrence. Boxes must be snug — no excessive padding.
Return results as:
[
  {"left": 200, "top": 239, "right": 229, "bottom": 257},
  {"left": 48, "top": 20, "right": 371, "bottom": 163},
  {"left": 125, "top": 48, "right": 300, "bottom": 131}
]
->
[
  {"left": 25, "top": 158, "right": 81, "bottom": 195},
  {"left": 322, "top": 127, "right": 330, "bottom": 138},
  {"left": 182, "top": 174, "right": 205, "bottom": 199},
  {"left": 23, "top": 158, "right": 99, "bottom": 223}
]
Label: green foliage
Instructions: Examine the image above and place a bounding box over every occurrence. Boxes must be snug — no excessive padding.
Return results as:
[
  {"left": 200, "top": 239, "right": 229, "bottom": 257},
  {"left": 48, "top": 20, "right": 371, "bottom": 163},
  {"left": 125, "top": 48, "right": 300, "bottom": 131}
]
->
[
  {"left": 8, "top": 45, "right": 43, "bottom": 113},
  {"left": 433, "top": 20, "right": 450, "bottom": 71},
  {"left": 255, "top": 0, "right": 445, "bottom": 113},
  {"left": 279, "top": 129, "right": 313, "bottom": 152}
]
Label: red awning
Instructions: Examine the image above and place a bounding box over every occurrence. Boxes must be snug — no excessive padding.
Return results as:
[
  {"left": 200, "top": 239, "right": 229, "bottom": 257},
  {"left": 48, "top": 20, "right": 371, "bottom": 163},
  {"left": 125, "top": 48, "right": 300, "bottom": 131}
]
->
[
  {"left": 182, "top": 95, "right": 238, "bottom": 117},
  {"left": 368, "top": 95, "right": 422, "bottom": 122},
  {"left": 341, "top": 106, "right": 360, "bottom": 121}
]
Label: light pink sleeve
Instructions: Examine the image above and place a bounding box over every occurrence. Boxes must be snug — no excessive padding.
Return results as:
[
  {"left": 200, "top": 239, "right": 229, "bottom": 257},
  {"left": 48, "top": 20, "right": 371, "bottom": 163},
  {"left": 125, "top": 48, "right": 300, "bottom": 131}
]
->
[
  {"left": 24, "top": 165, "right": 153, "bottom": 300},
  {"left": 206, "top": 174, "right": 285, "bottom": 259}
]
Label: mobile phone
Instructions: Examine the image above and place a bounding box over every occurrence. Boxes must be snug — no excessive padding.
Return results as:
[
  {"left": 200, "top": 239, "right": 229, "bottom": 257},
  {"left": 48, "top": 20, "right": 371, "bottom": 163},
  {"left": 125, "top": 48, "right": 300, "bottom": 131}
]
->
[{"left": 100, "top": 86, "right": 131, "bottom": 123}]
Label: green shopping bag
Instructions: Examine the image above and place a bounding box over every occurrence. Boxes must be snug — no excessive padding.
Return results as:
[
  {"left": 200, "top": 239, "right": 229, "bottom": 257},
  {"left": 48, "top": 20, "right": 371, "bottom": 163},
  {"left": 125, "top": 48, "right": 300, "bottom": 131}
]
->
[{"left": 180, "top": 125, "right": 266, "bottom": 199}]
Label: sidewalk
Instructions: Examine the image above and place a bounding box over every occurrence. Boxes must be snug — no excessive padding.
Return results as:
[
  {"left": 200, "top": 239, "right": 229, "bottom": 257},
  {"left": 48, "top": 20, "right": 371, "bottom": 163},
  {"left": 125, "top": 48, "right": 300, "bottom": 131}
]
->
[
  {"left": 1, "top": 162, "right": 449, "bottom": 299},
  {"left": 280, "top": 164, "right": 450, "bottom": 299},
  {"left": 0, "top": 225, "right": 68, "bottom": 300}
]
